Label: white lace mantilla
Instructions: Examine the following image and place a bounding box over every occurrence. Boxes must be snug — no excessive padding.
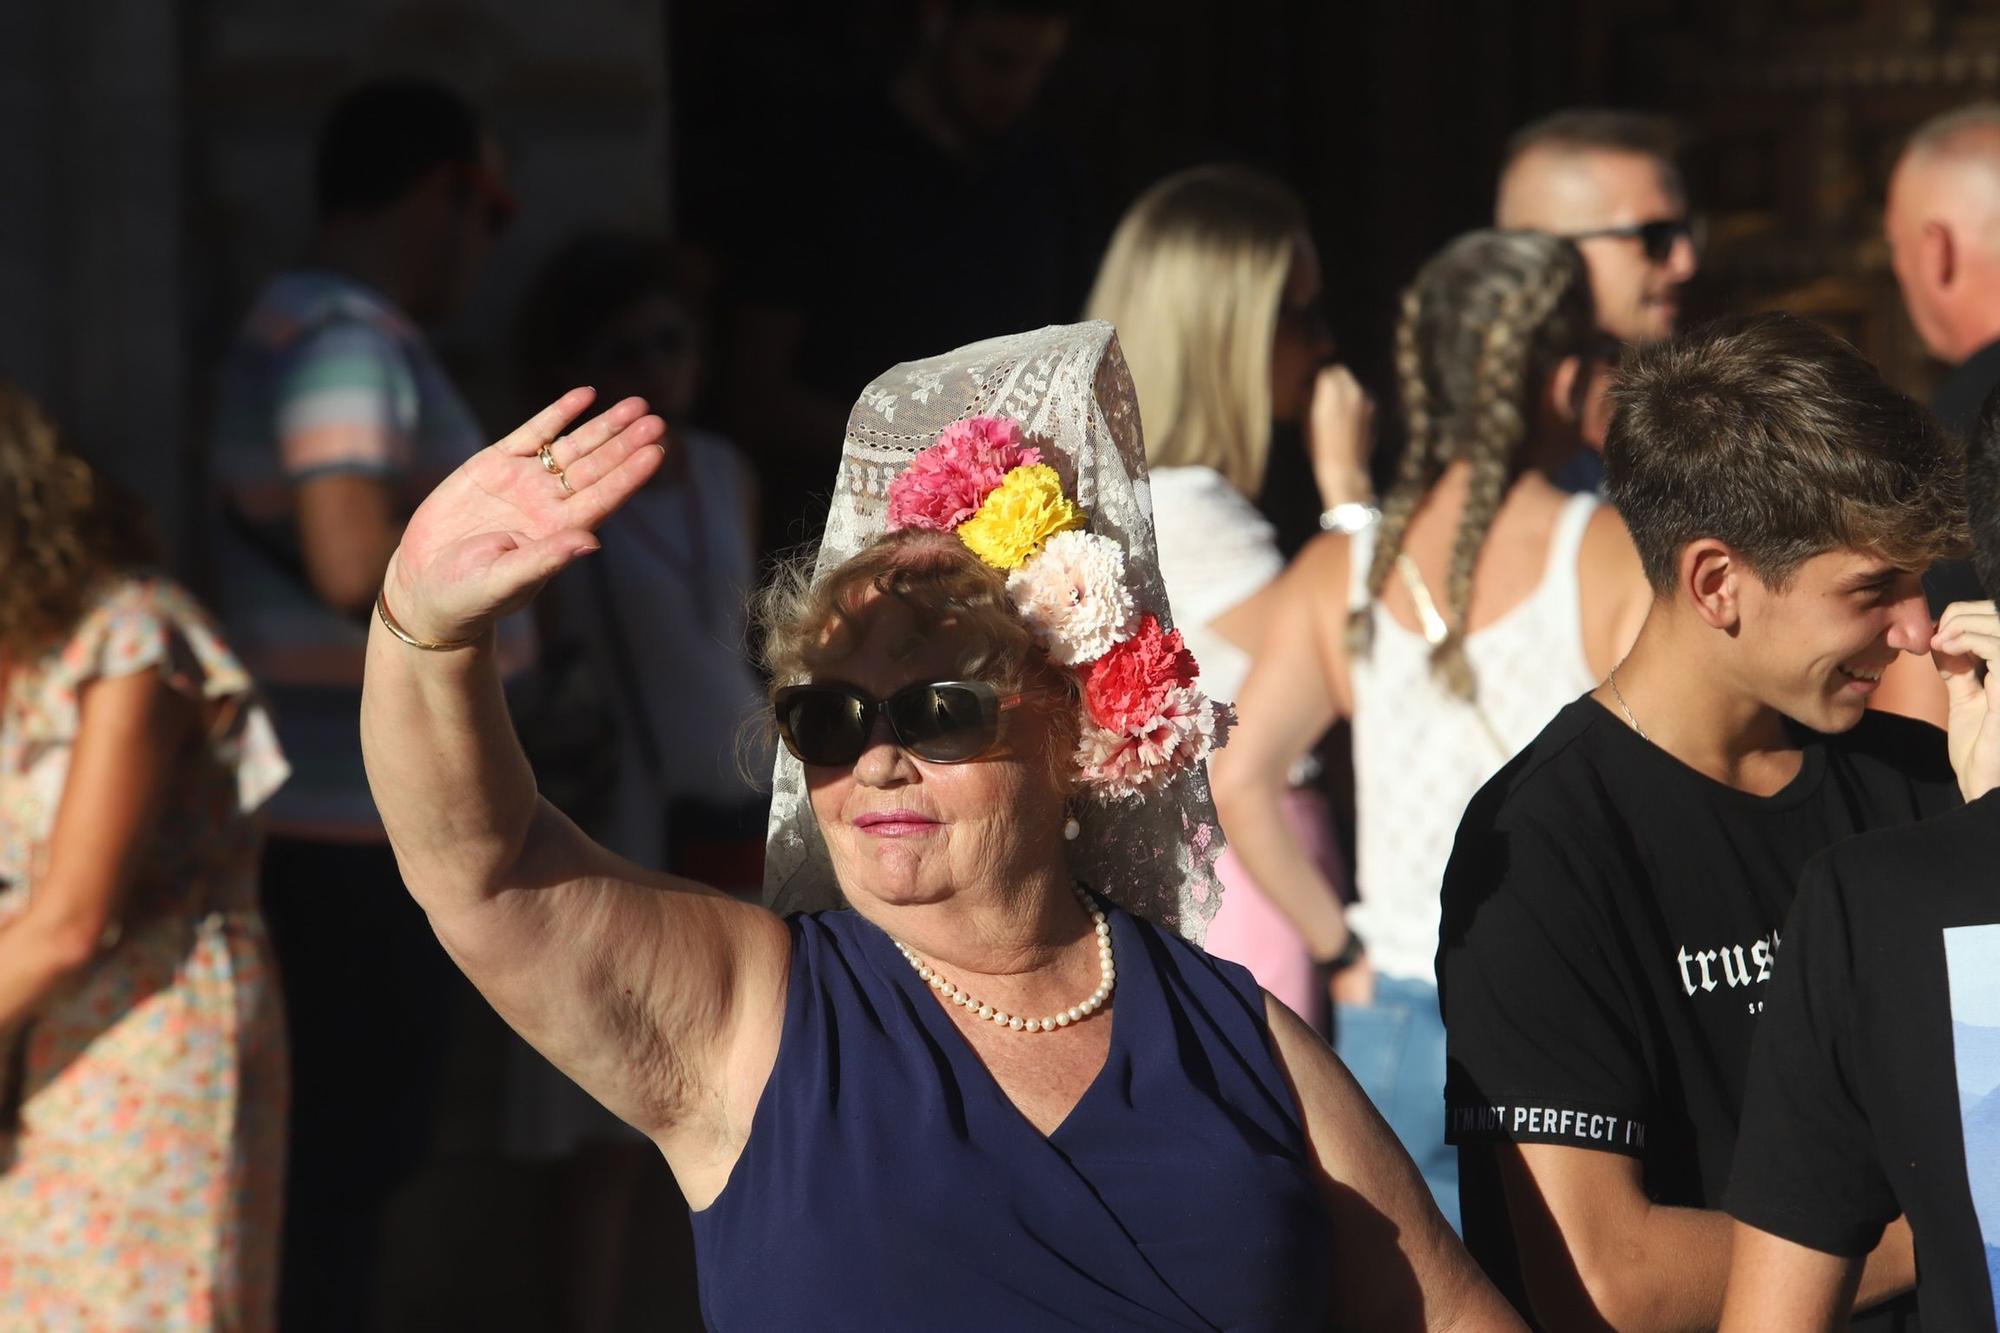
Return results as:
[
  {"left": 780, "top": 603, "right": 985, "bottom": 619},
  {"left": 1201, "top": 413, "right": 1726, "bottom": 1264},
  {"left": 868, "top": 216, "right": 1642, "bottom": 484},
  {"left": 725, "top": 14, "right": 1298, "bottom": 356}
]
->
[{"left": 762, "top": 321, "right": 1227, "bottom": 944}]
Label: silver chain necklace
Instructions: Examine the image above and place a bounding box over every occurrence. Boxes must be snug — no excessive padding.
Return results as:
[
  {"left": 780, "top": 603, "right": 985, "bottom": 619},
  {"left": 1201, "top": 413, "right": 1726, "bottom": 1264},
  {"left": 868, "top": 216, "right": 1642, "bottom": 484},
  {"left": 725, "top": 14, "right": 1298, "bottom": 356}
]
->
[{"left": 1606, "top": 663, "right": 1651, "bottom": 742}]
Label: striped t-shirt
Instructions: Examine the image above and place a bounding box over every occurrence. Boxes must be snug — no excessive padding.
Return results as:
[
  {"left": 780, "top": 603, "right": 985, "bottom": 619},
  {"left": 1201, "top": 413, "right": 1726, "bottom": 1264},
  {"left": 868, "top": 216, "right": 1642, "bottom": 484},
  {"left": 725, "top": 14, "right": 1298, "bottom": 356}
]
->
[{"left": 211, "top": 268, "right": 534, "bottom": 840}]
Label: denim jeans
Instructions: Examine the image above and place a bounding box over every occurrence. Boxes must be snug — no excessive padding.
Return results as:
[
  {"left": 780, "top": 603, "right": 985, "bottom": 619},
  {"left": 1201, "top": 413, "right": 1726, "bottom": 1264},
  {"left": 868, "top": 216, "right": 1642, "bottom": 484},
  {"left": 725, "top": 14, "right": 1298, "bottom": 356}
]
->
[{"left": 1334, "top": 974, "right": 1460, "bottom": 1234}]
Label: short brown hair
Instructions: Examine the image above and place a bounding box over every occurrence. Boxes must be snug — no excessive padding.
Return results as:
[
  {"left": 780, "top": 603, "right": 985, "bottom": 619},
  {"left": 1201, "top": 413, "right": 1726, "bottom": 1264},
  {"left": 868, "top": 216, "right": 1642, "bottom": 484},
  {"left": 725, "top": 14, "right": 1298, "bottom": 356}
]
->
[
  {"left": 1606, "top": 313, "right": 1966, "bottom": 592},
  {"left": 755, "top": 530, "right": 1079, "bottom": 779},
  {"left": 1501, "top": 108, "right": 1683, "bottom": 177}
]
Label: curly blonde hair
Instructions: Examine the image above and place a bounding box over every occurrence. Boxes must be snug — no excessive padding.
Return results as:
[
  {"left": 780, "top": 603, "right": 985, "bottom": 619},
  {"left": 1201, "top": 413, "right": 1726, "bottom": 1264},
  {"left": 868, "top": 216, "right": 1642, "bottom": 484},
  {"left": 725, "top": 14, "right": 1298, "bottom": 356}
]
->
[
  {"left": 1346, "top": 231, "right": 1596, "bottom": 701},
  {"left": 0, "top": 383, "right": 157, "bottom": 661}
]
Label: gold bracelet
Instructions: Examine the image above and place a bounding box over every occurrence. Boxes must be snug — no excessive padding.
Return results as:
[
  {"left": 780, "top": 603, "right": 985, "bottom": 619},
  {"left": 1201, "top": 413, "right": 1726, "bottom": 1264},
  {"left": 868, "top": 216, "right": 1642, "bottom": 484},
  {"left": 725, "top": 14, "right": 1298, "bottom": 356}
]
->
[{"left": 375, "top": 587, "right": 477, "bottom": 651}]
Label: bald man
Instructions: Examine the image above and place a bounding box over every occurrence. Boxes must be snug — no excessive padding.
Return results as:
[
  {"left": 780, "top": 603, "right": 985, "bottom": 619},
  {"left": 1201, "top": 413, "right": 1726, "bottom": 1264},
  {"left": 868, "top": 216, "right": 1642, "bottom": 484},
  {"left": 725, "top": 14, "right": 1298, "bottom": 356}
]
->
[
  {"left": 1871, "top": 106, "right": 2000, "bottom": 724},
  {"left": 1496, "top": 109, "right": 1699, "bottom": 346},
  {"left": 1888, "top": 105, "right": 2000, "bottom": 436}
]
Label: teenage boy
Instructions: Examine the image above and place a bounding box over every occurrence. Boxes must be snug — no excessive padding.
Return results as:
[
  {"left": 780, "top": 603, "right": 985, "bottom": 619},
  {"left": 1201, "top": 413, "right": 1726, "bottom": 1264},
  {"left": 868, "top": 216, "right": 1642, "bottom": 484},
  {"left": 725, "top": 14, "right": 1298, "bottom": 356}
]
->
[
  {"left": 1720, "top": 386, "right": 2000, "bottom": 1331},
  {"left": 1438, "top": 312, "right": 1968, "bottom": 1330}
]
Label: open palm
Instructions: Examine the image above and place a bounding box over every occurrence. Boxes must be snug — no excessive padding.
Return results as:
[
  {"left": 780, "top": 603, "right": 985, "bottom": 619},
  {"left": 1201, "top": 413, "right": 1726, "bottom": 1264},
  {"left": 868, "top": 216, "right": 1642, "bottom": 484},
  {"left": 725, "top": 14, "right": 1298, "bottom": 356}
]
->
[{"left": 385, "top": 388, "right": 667, "bottom": 644}]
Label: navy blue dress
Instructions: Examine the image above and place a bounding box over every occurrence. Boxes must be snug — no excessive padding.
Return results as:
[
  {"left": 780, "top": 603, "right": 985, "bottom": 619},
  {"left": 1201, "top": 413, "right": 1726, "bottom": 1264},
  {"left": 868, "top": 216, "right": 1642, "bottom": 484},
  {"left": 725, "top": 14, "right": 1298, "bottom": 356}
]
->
[{"left": 690, "top": 898, "right": 1335, "bottom": 1330}]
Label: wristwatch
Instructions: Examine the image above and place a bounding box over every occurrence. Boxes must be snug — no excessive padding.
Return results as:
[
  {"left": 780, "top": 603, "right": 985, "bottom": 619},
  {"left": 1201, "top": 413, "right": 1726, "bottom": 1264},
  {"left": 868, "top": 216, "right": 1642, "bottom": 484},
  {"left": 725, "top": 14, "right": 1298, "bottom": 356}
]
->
[
  {"left": 1319, "top": 502, "right": 1380, "bottom": 535},
  {"left": 1319, "top": 929, "right": 1367, "bottom": 974}
]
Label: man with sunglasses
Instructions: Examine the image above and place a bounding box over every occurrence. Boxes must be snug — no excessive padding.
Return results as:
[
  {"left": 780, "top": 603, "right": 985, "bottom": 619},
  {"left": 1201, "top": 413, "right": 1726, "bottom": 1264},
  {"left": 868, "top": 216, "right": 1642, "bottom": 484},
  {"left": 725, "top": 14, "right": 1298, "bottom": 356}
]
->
[
  {"left": 1497, "top": 108, "right": 1700, "bottom": 349},
  {"left": 208, "top": 77, "right": 526, "bottom": 1332},
  {"left": 1495, "top": 110, "right": 1700, "bottom": 498}
]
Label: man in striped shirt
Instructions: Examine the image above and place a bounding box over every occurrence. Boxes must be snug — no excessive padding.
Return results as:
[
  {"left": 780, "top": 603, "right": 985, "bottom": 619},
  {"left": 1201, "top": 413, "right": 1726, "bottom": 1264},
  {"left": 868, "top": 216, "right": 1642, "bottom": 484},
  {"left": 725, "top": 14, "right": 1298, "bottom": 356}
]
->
[{"left": 209, "top": 78, "right": 528, "bottom": 1331}]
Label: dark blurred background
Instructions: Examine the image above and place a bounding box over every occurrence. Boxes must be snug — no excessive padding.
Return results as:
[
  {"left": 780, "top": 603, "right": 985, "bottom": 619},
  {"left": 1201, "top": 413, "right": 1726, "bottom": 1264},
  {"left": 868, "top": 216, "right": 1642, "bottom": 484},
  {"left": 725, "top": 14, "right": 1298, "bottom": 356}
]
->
[
  {"left": 5, "top": 0, "right": 1981, "bottom": 568},
  {"left": 2, "top": 0, "right": 1987, "bottom": 1327}
]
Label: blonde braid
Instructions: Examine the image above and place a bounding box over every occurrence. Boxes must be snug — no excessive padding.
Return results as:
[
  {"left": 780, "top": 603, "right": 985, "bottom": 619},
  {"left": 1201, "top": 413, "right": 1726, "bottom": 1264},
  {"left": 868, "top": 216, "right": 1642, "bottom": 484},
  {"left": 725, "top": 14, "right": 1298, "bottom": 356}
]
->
[
  {"left": 1431, "top": 259, "right": 1577, "bottom": 699},
  {"left": 1346, "top": 286, "right": 1444, "bottom": 659}
]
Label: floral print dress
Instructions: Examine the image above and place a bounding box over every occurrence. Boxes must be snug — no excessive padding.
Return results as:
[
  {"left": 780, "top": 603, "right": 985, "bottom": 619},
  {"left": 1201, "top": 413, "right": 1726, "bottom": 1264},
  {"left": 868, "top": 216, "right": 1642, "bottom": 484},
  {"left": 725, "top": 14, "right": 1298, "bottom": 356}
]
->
[{"left": 0, "top": 575, "right": 290, "bottom": 1331}]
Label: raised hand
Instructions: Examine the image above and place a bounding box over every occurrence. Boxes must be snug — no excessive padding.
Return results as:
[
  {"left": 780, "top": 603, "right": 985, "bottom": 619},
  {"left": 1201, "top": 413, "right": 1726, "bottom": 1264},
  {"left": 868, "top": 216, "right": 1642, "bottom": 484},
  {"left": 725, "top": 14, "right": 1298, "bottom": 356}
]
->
[
  {"left": 1932, "top": 599, "right": 2000, "bottom": 802},
  {"left": 384, "top": 388, "right": 667, "bottom": 645},
  {"left": 1308, "top": 364, "right": 1375, "bottom": 511}
]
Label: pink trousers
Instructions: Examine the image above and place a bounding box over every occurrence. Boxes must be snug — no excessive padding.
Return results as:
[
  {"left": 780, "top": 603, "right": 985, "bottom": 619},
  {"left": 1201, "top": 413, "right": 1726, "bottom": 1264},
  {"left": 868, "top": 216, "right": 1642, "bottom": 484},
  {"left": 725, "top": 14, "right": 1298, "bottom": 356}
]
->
[{"left": 1204, "top": 787, "right": 1345, "bottom": 1031}]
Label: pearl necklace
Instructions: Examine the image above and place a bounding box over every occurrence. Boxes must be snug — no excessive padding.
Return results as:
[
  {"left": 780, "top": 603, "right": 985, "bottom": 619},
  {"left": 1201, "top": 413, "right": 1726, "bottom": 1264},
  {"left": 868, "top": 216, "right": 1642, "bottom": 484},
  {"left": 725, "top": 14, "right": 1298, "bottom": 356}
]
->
[{"left": 893, "top": 882, "right": 1114, "bottom": 1034}]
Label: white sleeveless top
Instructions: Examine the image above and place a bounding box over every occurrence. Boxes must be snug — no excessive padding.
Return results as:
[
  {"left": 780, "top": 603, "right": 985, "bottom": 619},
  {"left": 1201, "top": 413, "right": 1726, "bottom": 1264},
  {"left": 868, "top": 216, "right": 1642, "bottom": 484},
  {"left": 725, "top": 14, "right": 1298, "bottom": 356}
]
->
[
  {"left": 1346, "top": 492, "right": 1601, "bottom": 983},
  {"left": 1148, "top": 466, "right": 1285, "bottom": 704}
]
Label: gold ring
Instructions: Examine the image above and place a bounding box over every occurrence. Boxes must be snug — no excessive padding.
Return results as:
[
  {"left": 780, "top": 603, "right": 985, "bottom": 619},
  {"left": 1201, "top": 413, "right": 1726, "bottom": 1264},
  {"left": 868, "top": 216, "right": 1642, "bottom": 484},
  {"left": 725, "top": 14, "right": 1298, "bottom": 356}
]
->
[
  {"left": 537, "top": 442, "right": 563, "bottom": 476},
  {"left": 556, "top": 471, "right": 575, "bottom": 495}
]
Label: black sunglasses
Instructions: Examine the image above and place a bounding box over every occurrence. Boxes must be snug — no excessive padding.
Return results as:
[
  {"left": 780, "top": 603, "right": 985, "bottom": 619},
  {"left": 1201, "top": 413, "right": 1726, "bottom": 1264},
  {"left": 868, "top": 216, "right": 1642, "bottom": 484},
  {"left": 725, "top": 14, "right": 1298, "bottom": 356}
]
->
[
  {"left": 1562, "top": 216, "right": 1704, "bottom": 264},
  {"left": 774, "top": 680, "right": 1044, "bottom": 768}
]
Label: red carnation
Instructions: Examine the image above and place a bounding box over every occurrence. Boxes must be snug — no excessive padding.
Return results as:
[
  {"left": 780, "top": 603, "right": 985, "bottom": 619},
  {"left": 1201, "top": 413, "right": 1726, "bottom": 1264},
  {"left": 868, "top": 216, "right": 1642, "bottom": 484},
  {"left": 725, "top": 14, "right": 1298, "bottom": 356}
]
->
[{"left": 1083, "top": 614, "right": 1198, "bottom": 732}]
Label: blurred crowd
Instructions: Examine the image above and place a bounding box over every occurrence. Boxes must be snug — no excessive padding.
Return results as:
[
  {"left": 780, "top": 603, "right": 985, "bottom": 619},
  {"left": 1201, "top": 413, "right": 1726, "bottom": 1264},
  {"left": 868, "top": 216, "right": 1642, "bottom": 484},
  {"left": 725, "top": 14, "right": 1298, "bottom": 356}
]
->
[{"left": 9, "top": 0, "right": 2000, "bottom": 1330}]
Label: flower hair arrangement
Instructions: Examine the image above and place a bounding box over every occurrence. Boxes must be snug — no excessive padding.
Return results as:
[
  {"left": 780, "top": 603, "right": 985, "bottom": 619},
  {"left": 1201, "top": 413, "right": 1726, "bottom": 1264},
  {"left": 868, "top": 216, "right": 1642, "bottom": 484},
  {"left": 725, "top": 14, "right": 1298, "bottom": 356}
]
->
[{"left": 885, "top": 414, "right": 1226, "bottom": 799}]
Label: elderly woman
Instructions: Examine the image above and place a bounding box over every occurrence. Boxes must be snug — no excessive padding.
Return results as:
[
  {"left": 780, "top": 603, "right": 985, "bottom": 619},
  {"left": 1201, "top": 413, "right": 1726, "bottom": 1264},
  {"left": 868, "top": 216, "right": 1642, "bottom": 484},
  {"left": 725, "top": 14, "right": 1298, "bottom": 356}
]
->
[{"left": 363, "top": 324, "right": 1518, "bottom": 1329}]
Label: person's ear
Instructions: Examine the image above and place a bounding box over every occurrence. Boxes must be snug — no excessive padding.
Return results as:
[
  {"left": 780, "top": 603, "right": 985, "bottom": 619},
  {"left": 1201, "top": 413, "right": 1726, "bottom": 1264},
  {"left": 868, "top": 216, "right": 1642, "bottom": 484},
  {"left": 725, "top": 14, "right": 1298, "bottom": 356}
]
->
[
  {"left": 1546, "top": 354, "right": 1585, "bottom": 424},
  {"left": 1923, "top": 218, "right": 1958, "bottom": 293},
  {"left": 1680, "top": 539, "right": 1744, "bottom": 632}
]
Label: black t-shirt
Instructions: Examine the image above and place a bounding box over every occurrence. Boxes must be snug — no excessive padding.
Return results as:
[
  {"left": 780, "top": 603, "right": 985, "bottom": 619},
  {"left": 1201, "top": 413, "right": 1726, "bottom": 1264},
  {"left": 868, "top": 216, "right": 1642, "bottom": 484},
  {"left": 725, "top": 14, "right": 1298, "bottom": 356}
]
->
[
  {"left": 1728, "top": 792, "right": 2000, "bottom": 1330},
  {"left": 1439, "top": 697, "right": 1959, "bottom": 1328}
]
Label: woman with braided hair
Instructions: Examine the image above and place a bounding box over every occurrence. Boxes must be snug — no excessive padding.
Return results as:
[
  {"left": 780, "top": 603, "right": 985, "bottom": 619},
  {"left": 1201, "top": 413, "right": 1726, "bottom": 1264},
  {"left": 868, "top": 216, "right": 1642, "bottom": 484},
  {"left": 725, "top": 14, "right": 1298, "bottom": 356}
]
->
[{"left": 1212, "top": 230, "right": 1650, "bottom": 1227}]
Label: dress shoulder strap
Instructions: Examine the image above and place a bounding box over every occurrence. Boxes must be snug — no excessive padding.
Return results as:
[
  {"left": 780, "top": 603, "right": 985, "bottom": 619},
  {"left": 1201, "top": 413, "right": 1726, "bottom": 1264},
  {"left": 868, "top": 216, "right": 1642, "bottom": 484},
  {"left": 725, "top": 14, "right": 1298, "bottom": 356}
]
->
[
  {"left": 1346, "top": 521, "right": 1377, "bottom": 613},
  {"left": 1539, "top": 492, "right": 1601, "bottom": 606}
]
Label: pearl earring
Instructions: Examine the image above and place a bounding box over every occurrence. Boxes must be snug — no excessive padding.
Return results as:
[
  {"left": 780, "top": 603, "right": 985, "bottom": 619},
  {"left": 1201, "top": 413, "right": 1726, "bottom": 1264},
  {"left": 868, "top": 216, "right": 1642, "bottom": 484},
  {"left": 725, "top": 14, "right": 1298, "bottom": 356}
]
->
[{"left": 1063, "top": 813, "right": 1081, "bottom": 841}]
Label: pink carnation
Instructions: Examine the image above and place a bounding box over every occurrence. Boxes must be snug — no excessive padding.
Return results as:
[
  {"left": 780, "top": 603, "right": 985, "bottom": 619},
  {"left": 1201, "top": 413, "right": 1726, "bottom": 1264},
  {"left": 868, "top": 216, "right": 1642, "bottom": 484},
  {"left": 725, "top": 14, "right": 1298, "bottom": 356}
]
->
[
  {"left": 886, "top": 415, "right": 1043, "bottom": 532},
  {"left": 1082, "top": 614, "right": 1198, "bottom": 732},
  {"left": 1074, "top": 685, "right": 1220, "bottom": 800}
]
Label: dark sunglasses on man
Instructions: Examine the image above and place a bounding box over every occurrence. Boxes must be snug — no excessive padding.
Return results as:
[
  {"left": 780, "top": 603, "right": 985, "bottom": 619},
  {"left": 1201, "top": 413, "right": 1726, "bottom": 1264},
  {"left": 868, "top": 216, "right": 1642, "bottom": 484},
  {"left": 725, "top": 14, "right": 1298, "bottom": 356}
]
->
[
  {"left": 1561, "top": 215, "right": 1705, "bottom": 264},
  {"left": 774, "top": 680, "right": 1051, "bottom": 768}
]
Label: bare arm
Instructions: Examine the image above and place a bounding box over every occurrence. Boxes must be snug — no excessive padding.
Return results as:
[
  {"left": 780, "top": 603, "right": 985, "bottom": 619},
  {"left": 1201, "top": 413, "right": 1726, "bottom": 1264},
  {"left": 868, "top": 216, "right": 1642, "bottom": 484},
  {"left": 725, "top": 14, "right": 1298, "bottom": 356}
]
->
[
  {"left": 1717, "top": 1222, "right": 1867, "bottom": 1333},
  {"left": 1575, "top": 506, "right": 1650, "bottom": 681},
  {"left": 296, "top": 472, "right": 403, "bottom": 615},
  {"left": 1497, "top": 1144, "right": 1911, "bottom": 1331},
  {"left": 1265, "top": 997, "right": 1525, "bottom": 1331},
  {"left": 360, "top": 389, "right": 787, "bottom": 1205},
  {"left": 1307, "top": 365, "right": 1376, "bottom": 512},
  {"left": 1211, "top": 535, "right": 1352, "bottom": 961},
  {"left": 0, "top": 669, "right": 196, "bottom": 1027}
]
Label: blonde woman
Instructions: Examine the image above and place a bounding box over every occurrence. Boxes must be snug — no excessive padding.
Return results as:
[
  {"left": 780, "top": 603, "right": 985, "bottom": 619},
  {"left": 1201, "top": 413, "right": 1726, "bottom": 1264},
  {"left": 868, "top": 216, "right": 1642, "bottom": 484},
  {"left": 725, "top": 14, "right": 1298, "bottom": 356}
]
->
[
  {"left": 1211, "top": 231, "right": 1651, "bottom": 1228},
  {"left": 1083, "top": 164, "right": 1371, "bottom": 1024}
]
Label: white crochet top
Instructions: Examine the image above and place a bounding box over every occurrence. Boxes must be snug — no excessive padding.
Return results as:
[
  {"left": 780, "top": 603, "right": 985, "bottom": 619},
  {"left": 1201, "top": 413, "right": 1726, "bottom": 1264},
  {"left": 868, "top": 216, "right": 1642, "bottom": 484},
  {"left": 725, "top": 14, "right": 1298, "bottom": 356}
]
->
[{"left": 1346, "top": 492, "right": 1600, "bottom": 983}]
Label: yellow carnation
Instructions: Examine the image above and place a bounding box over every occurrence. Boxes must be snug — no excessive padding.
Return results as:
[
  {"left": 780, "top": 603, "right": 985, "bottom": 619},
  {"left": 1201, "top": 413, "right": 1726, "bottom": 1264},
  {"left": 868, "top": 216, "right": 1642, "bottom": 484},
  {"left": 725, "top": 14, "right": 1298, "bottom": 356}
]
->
[{"left": 956, "top": 464, "right": 1085, "bottom": 570}]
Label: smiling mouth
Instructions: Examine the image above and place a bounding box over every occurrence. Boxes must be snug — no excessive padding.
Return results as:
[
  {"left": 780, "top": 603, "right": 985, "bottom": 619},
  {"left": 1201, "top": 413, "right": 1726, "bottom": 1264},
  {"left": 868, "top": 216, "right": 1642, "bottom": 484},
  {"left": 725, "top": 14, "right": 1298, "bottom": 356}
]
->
[{"left": 1837, "top": 664, "right": 1884, "bottom": 684}]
